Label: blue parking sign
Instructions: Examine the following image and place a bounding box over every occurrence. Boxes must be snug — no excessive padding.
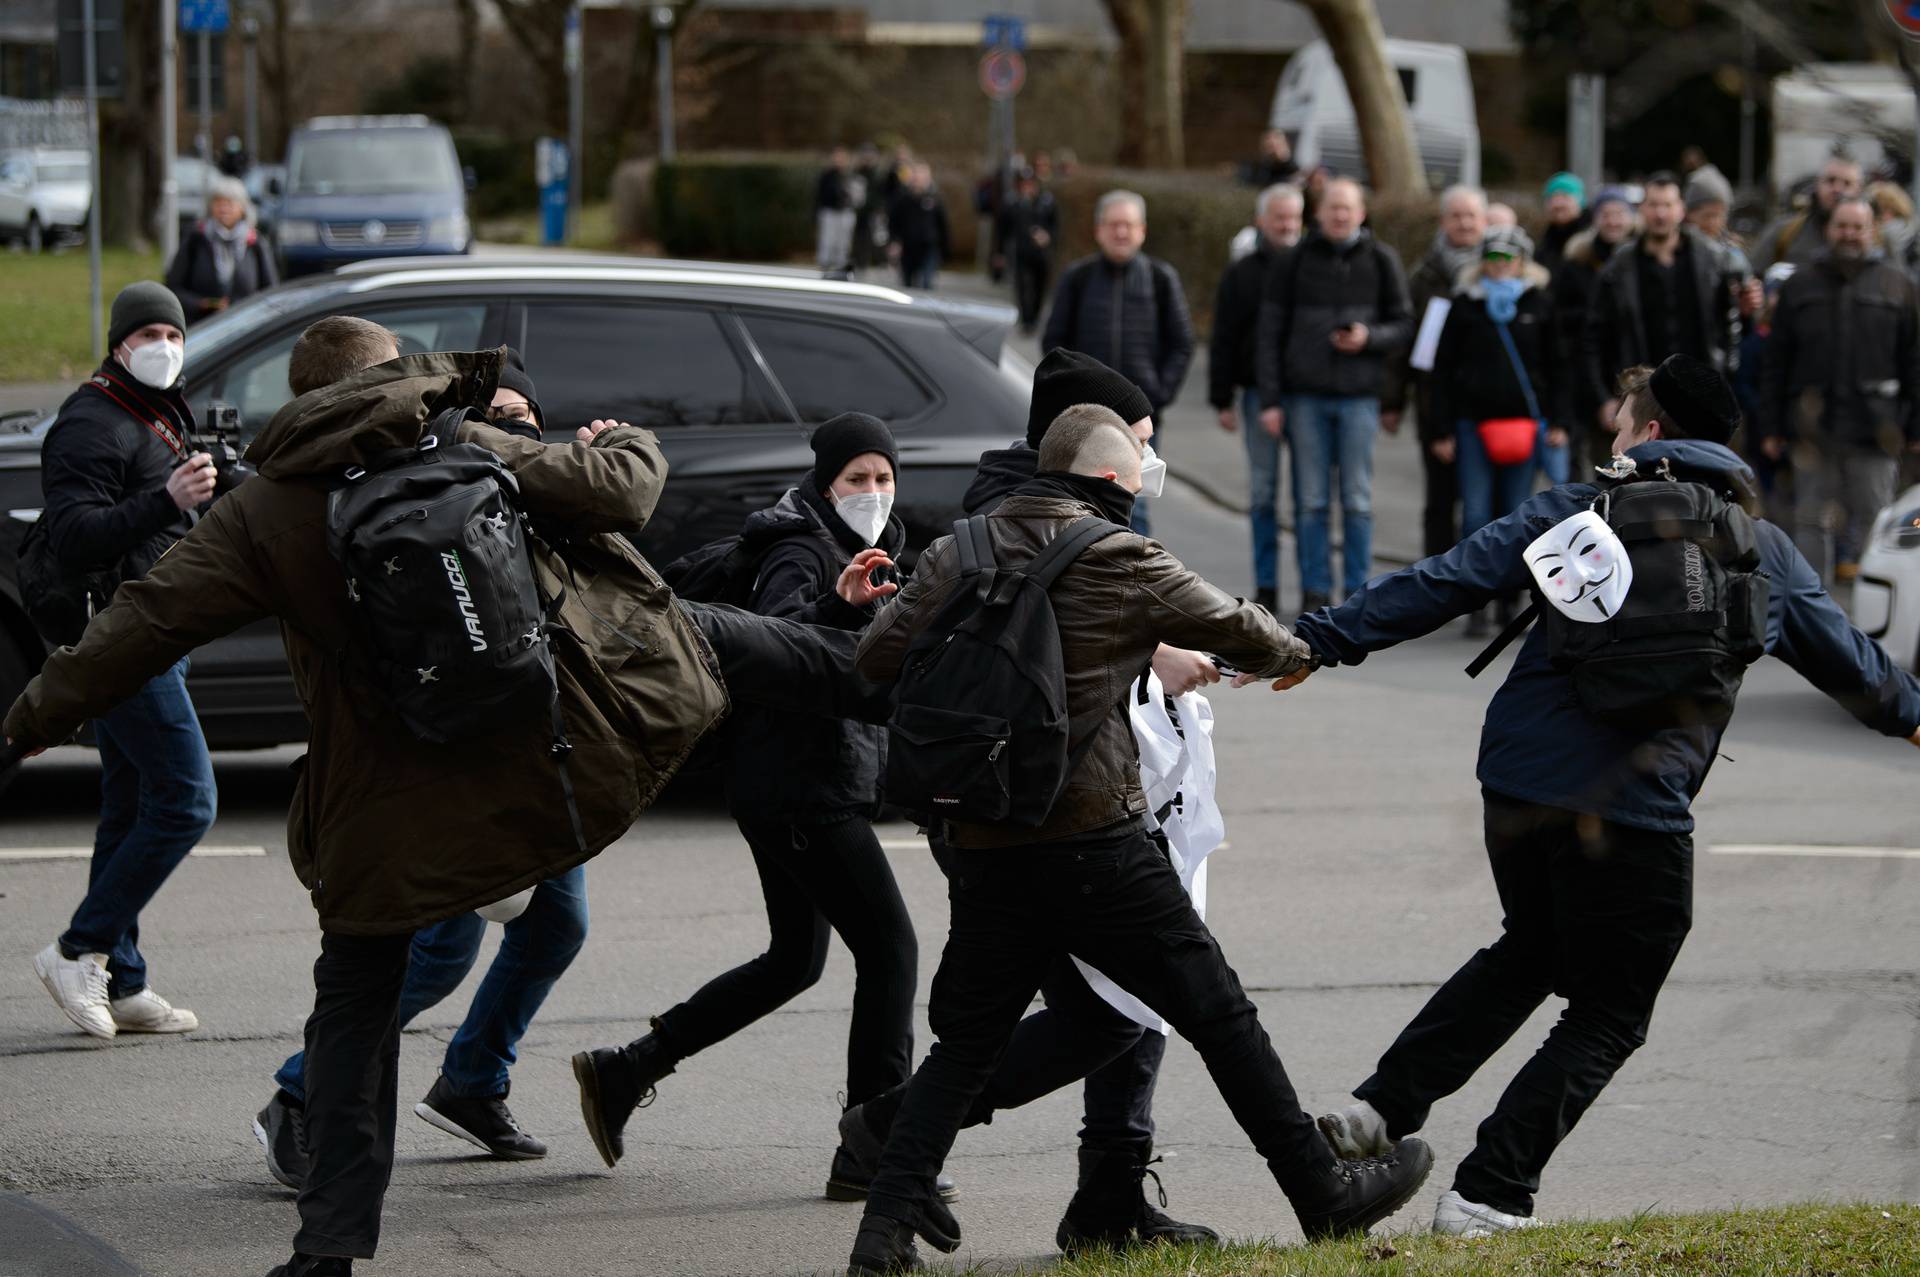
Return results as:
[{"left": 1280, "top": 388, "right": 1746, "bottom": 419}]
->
[{"left": 179, "top": 0, "right": 229, "bottom": 34}]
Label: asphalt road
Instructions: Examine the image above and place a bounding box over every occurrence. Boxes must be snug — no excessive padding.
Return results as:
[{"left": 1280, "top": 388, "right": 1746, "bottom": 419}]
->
[{"left": 1, "top": 468, "right": 1915, "bottom": 1277}]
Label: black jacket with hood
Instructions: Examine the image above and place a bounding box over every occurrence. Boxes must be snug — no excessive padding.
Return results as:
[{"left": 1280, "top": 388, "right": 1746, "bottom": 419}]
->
[{"left": 725, "top": 474, "right": 907, "bottom": 822}]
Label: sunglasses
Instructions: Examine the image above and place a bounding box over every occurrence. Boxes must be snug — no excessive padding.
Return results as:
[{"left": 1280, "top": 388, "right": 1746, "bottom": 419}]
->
[{"left": 1483, "top": 250, "right": 1518, "bottom": 262}]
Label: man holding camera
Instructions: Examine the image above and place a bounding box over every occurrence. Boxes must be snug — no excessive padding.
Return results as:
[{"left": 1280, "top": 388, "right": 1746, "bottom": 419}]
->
[{"left": 29, "top": 281, "right": 218, "bottom": 1040}]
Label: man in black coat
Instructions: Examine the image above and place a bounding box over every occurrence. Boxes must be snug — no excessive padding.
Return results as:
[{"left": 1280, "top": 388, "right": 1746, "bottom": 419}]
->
[
  {"left": 1759, "top": 196, "right": 1920, "bottom": 582},
  {"left": 1042, "top": 190, "right": 1196, "bottom": 537},
  {"left": 29, "top": 282, "right": 218, "bottom": 1042},
  {"left": 994, "top": 168, "right": 1059, "bottom": 334},
  {"left": 887, "top": 162, "right": 949, "bottom": 291}
]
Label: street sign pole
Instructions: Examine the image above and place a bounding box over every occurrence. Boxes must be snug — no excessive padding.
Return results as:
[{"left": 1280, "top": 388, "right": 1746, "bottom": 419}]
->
[
  {"left": 653, "top": 5, "right": 675, "bottom": 161},
  {"left": 243, "top": 10, "right": 259, "bottom": 164},
  {"left": 159, "top": 0, "right": 178, "bottom": 263},
  {"left": 83, "top": 0, "right": 103, "bottom": 361},
  {"left": 197, "top": 28, "right": 211, "bottom": 163},
  {"left": 565, "top": 4, "right": 582, "bottom": 243}
]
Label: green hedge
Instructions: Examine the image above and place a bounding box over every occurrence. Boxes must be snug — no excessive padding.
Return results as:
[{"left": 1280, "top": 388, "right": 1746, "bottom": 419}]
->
[
  {"left": 650, "top": 153, "right": 817, "bottom": 260},
  {"left": 452, "top": 129, "right": 538, "bottom": 219}
]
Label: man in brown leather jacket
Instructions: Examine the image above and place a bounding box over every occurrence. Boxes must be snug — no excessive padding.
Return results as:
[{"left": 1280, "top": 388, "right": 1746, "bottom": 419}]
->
[{"left": 844, "top": 406, "right": 1435, "bottom": 1274}]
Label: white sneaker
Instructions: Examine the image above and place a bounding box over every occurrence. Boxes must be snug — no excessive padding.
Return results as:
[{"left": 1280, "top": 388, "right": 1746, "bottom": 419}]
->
[
  {"left": 1432, "top": 1189, "right": 1543, "bottom": 1237},
  {"left": 1317, "top": 1099, "right": 1392, "bottom": 1159},
  {"left": 33, "top": 943, "right": 116, "bottom": 1039},
  {"left": 110, "top": 987, "right": 199, "bottom": 1034}
]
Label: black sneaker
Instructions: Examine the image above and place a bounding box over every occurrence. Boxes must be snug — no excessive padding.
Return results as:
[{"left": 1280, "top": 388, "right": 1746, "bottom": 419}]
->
[
  {"left": 571, "top": 1029, "right": 676, "bottom": 1169},
  {"left": 830, "top": 1090, "right": 959, "bottom": 1203},
  {"left": 1291, "top": 1136, "right": 1434, "bottom": 1240},
  {"left": 413, "top": 1075, "right": 546, "bottom": 1160},
  {"left": 265, "top": 1255, "right": 351, "bottom": 1276},
  {"left": 253, "top": 1089, "right": 309, "bottom": 1192}
]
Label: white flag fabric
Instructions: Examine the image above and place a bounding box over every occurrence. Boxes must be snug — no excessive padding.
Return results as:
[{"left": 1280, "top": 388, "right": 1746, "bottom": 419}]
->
[{"left": 1409, "top": 296, "right": 1452, "bottom": 372}]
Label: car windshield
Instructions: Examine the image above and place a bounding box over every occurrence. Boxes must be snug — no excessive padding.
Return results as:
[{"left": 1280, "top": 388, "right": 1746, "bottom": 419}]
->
[
  {"left": 184, "top": 285, "right": 338, "bottom": 364},
  {"left": 36, "top": 162, "right": 89, "bottom": 183},
  {"left": 290, "top": 130, "right": 459, "bottom": 196}
]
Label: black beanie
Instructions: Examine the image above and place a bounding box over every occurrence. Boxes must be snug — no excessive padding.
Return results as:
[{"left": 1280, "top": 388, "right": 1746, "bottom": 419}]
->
[
  {"left": 1026, "top": 349, "right": 1153, "bottom": 449},
  {"left": 810, "top": 412, "right": 898, "bottom": 488},
  {"left": 108, "top": 281, "right": 188, "bottom": 352},
  {"left": 1648, "top": 354, "right": 1740, "bottom": 445},
  {"left": 496, "top": 347, "right": 544, "bottom": 430}
]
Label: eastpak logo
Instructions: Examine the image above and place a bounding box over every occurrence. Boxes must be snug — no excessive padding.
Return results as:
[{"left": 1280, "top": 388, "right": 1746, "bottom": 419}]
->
[{"left": 441, "top": 550, "right": 489, "bottom": 652}]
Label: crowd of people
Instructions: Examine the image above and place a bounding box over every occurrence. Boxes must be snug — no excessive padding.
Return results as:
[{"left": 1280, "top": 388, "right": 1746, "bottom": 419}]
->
[{"left": 814, "top": 143, "right": 951, "bottom": 291}]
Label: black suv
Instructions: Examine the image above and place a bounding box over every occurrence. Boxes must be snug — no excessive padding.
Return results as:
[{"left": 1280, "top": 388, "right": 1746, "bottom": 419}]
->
[{"left": 0, "top": 256, "right": 1031, "bottom": 748}]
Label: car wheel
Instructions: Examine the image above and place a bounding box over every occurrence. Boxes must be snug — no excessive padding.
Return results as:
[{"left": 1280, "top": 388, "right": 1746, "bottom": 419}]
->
[
  {"left": 25, "top": 215, "right": 43, "bottom": 253},
  {"left": 0, "top": 633, "right": 31, "bottom": 800}
]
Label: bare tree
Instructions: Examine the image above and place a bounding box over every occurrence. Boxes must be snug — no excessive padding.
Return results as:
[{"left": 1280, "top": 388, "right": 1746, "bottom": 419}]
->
[
  {"left": 489, "top": 0, "right": 573, "bottom": 137},
  {"left": 453, "top": 0, "right": 482, "bottom": 123},
  {"left": 1292, "top": 0, "right": 1425, "bottom": 195},
  {"left": 1098, "top": 0, "right": 1191, "bottom": 168},
  {"left": 98, "top": 0, "right": 159, "bottom": 249}
]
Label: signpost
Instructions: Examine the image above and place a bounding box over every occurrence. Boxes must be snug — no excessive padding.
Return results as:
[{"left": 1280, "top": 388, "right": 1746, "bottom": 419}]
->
[
  {"left": 565, "top": 5, "right": 581, "bottom": 244},
  {"left": 979, "top": 14, "right": 1026, "bottom": 247},
  {"left": 180, "top": 0, "right": 229, "bottom": 164},
  {"left": 161, "top": 0, "right": 178, "bottom": 263},
  {"left": 57, "top": 0, "right": 119, "bottom": 359},
  {"left": 536, "top": 137, "right": 569, "bottom": 247}
]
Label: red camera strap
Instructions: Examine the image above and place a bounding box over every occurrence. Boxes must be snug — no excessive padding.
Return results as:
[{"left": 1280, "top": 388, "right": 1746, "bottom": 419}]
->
[{"left": 89, "top": 367, "right": 189, "bottom": 461}]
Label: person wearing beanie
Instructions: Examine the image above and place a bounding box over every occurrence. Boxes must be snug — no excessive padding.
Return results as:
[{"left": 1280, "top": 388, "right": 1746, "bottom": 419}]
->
[
  {"left": 1681, "top": 164, "right": 1756, "bottom": 290},
  {"left": 1289, "top": 351, "right": 1920, "bottom": 1241},
  {"left": 1537, "top": 171, "right": 1592, "bottom": 275},
  {"left": 1758, "top": 194, "right": 1920, "bottom": 583},
  {"left": 26, "top": 279, "right": 215, "bottom": 1045},
  {"left": 574, "top": 408, "right": 934, "bottom": 1203},
  {"left": 250, "top": 349, "right": 598, "bottom": 1185}
]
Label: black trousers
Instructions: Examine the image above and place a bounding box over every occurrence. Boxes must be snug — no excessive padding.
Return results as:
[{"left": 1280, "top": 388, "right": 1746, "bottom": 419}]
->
[
  {"left": 1421, "top": 445, "right": 1458, "bottom": 559},
  {"left": 865, "top": 822, "right": 1328, "bottom": 1223},
  {"left": 1012, "top": 254, "right": 1051, "bottom": 330},
  {"left": 1356, "top": 791, "right": 1693, "bottom": 1216},
  {"left": 679, "top": 601, "right": 891, "bottom": 726},
  {"left": 654, "top": 814, "right": 918, "bottom": 1107},
  {"left": 294, "top": 930, "right": 413, "bottom": 1259}
]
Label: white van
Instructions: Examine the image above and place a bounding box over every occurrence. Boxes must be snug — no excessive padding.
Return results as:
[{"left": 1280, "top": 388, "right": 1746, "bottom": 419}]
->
[
  {"left": 1268, "top": 39, "right": 1480, "bottom": 191},
  {"left": 1771, "top": 64, "right": 1913, "bottom": 198}
]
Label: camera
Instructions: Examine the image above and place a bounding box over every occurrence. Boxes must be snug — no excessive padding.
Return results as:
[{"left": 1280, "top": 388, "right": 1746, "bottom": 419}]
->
[{"left": 184, "top": 399, "right": 256, "bottom": 499}]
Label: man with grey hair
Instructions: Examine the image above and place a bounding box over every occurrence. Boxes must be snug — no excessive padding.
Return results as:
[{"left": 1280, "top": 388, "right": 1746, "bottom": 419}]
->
[
  {"left": 165, "top": 173, "right": 276, "bottom": 323},
  {"left": 1230, "top": 183, "right": 1305, "bottom": 262},
  {"left": 1214, "top": 183, "right": 1309, "bottom": 607},
  {"left": 845, "top": 399, "right": 1432, "bottom": 1274},
  {"left": 1043, "top": 189, "right": 1196, "bottom": 536}
]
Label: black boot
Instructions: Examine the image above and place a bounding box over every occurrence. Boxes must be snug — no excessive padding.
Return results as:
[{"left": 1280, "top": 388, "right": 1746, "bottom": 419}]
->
[
  {"left": 570, "top": 1020, "right": 678, "bottom": 1169},
  {"left": 1289, "top": 1136, "right": 1434, "bottom": 1240},
  {"left": 1254, "top": 586, "right": 1279, "bottom": 612},
  {"left": 830, "top": 1084, "right": 959, "bottom": 1203},
  {"left": 1055, "top": 1144, "right": 1221, "bottom": 1256},
  {"left": 847, "top": 1215, "right": 921, "bottom": 1275},
  {"left": 265, "top": 1256, "right": 351, "bottom": 1277}
]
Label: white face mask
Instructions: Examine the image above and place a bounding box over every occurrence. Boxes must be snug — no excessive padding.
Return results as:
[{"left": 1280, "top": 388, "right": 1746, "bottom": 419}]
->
[
  {"left": 832, "top": 490, "right": 893, "bottom": 544},
  {"left": 121, "top": 339, "right": 184, "bottom": 390},
  {"left": 1524, "top": 509, "right": 1633, "bottom": 622},
  {"left": 1137, "top": 442, "right": 1167, "bottom": 500}
]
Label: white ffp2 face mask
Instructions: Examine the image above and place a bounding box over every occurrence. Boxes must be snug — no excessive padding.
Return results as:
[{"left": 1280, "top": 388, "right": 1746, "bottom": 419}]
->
[
  {"left": 1523, "top": 509, "right": 1633, "bottom": 622},
  {"left": 120, "top": 339, "right": 184, "bottom": 390},
  {"left": 833, "top": 490, "right": 894, "bottom": 544},
  {"left": 1138, "top": 442, "right": 1167, "bottom": 499}
]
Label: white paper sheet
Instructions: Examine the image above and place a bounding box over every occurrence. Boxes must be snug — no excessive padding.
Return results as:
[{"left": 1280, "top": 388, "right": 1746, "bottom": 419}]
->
[{"left": 1409, "top": 296, "right": 1452, "bottom": 372}]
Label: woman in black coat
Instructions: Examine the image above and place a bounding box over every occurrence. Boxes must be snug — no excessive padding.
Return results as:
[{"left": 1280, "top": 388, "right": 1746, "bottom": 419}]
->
[{"left": 165, "top": 175, "right": 277, "bottom": 324}]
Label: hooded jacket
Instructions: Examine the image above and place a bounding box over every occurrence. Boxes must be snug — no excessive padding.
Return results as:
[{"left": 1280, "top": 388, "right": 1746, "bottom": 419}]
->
[
  {"left": 1582, "top": 225, "right": 1745, "bottom": 412},
  {"left": 962, "top": 441, "right": 1041, "bottom": 516},
  {"left": 1293, "top": 440, "right": 1920, "bottom": 832},
  {"left": 725, "top": 475, "right": 906, "bottom": 821},
  {"left": 1043, "top": 252, "right": 1197, "bottom": 412},
  {"left": 40, "top": 361, "right": 197, "bottom": 590},
  {"left": 1759, "top": 250, "right": 1920, "bottom": 449},
  {"left": 1256, "top": 227, "right": 1415, "bottom": 405},
  {"left": 1550, "top": 226, "right": 1625, "bottom": 419},
  {"left": 6, "top": 351, "right": 729, "bottom": 935},
  {"left": 1429, "top": 261, "right": 1566, "bottom": 434}
]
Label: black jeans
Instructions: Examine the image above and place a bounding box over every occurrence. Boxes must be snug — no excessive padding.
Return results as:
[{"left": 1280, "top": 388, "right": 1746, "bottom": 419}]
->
[
  {"left": 1421, "top": 445, "right": 1459, "bottom": 559},
  {"left": 1356, "top": 791, "right": 1693, "bottom": 1216},
  {"left": 865, "top": 822, "right": 1329, "bottom": 1224},
  {"left": 294, "top": 930, "right": 413, "bottom": 1259},
  {"left": 1012, "top": 254, "right": 1051, "bottom": 330},
  {"left": 654, "top": 814, "right": 918, "bottom": 1107}
]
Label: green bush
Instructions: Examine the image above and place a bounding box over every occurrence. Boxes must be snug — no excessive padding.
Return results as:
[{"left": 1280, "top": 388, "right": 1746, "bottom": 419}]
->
[
  {"left": 452, "top": 129, "right": 538, "bottom": 219},
  {"left": 651, "top": 154, "right": 816, "bottom": 260}
]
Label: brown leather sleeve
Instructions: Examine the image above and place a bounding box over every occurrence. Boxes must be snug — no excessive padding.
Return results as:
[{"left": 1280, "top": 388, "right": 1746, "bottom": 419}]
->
[
  {"left": 855, "top": 535, "right": 959, "bottom": 683},
  {"left": 1128, "top": 539, "right": 1311, "bottom": 677}
]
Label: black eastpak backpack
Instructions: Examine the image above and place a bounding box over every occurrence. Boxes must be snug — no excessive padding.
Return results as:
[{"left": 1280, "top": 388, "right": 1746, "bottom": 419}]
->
[
  {"left": 885, "top": 515, "right": 1125, "bottom": 826},
  {"left": 1470, "top": 466, "right": 1769, "bottom": 732},
  {"left": 325, "top": 410, "right": 558, "bottom": 744}
]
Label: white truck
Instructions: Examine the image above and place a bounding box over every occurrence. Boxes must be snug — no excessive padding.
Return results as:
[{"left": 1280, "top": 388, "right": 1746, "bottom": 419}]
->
[
  {"left": 1268, "top": 38, "right": 1480, "bottom": 190},
  {"left": 1771, "top": 63, "right": 1917, "bottom": 197}
]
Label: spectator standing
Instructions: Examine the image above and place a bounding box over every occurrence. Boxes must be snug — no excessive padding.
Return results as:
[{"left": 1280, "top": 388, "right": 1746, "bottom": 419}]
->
[
  {"left": 165, "top": 175, "right": 277, "bottom": 325},
  {"left": 1583, "top": 172, "right": 1746, "bottom": 446},
  {"left": 887, "top": 162, "right": 949, "bottom": 291},
  {"left": 1760, "top": 197, "right": 1920, "bottom": 583},
  {"left": 1242, "top": 128, "right": 1300, "bottom": 187},
  {"left": 1042, "top": 190, "right": 1197, "bottom": 536},
  {"left": 27, "top": 282, "right": 216, "bottom": 1043},
  {"left": 1536, "top": 171, "right": 1591, "bottom": 274},
  {"left": 1754, "top": 153, "right": 1864, "bottom": 272},
  {"left": 994, "top": 167, "right": 1059, "bottom": 335},
  {"left": 1866, "top": 180, "right": 1918, "bottom": 270},
  {"left": 1683, "top": 165, "right": 1738, "bottom": 253},
  {"left": 1228, "top": 182, "right": 1302, "bottom": 263},
  {"left": 1486, "top": 203, "right": 1518, "bottom": 229},
  {"left": 1384, "top": 183, "right": 1488, "bottom": 560},
  {"left": 1256, "top": 177, "right": 1415, "bottom": 612},
  {"left": 815, "top": 146, "right": 858, "bottom": 278},
  {"left": 1212, "top": 184, "right": 1312, "bottom": 608},
  {"left": 1551, "top": 187, "right": 1635, "bottom": 472},
  {"left": 1732, "top": 263, "right": 1797, "bottom": 515},
  {"left": 850, "top": 143, "right": 887, "bottom": 277}
]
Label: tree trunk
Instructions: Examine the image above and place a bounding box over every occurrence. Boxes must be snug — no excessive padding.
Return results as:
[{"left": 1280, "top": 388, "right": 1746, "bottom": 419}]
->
[
  {"left": 453, "top": 0, "right": 481, "bottom": 125},
  {"left": 1295, "top": 0, "right": 1426, "bottom": 196},
  {"left": 1142, "top": 0, "right": 1189, "bottom": 168},
  {"left": 262, "top": 0, "right": 294, "bottom": 161},
  {"left": 99, "top": 0, "right": 158, "bottom": 250},
  {"left": 490, "top": 0, "right": 572, "bottom": 137},
  {"left": 1101, "top": 0, "right": 1150, "bottom": 167}
]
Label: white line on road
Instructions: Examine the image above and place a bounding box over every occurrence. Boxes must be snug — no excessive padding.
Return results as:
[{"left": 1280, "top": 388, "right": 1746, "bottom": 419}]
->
[
  {"left": 0, "top": 845, "right": 269, "bottom": 863},
  {"left": 1710, "top": 844, "right": 1920, "bottom": 861}
]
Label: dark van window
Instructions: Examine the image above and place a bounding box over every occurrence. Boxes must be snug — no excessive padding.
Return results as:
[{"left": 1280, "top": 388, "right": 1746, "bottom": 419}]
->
[
  {"left": 742, "top": 314, "right": 933, "bottom": 422},
  {"left": 521, "top": 303, "right": 764, "bottom": 430}
]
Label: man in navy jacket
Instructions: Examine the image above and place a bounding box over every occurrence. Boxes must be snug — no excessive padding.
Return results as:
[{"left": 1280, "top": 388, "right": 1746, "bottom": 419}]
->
[{"left": 1280, "top": 355, "right": 1920, "bottom": 1238}]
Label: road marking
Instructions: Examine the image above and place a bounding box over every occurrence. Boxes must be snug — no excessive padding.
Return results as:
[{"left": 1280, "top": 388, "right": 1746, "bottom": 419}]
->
[
  {"left": 0, "top": 845, "right": 269, "bottom": 863},
  {"left": 1710, "top": 844, "right": 1920, "bottom": 861}
]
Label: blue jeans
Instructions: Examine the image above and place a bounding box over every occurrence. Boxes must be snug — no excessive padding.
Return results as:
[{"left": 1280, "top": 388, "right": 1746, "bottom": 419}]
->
[
  {"left": 1456, "top": 420, "right": 1570, "bottom": 538},
  {"left": 59, "top": 657, "right": 216, "bottom": 1000},
  {"left": 276, "top": 865, "right": 589, "bottom": 1102},
  {"left": 1285, "top": 394, "right": 1379, "bottom": 598},
  {"left": 1241, "top": 388, "right": 1293, "bottom": 592}
]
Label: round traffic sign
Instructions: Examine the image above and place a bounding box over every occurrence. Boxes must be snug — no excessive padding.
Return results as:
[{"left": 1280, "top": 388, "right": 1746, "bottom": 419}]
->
[
  {"left": 979, "top": 49, "right": 1027, "bottom": 101},
  {"left": 1886, "top": 0, "right": 1920, "bottom": 38}
]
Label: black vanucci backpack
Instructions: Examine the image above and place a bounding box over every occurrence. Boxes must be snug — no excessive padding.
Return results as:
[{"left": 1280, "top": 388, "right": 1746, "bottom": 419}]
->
[
  {"left": 1470, "top": 468, "right": 1769, "bottom": 731},
  {"left": 326, "top": 411, "right": 558, "bottom": 744},
  {"left": 885, "top": 515, "right": 1125, "bottom": 826}
]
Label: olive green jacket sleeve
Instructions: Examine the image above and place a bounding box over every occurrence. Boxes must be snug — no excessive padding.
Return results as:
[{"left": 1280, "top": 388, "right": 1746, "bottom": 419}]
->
[{"left": 457, "top": 420, "right": 668, "bottom": 537}]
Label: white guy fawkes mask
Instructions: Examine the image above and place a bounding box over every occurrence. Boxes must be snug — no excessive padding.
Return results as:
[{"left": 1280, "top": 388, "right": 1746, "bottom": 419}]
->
[{"left": 1523, "top": 509, "right": 1633, "bottom": 622}]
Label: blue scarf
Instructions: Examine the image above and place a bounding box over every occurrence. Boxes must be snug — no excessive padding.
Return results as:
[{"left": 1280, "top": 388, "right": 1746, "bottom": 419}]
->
[{"left": 1483, "top": 276, "right": 1525, "bottom": 324}]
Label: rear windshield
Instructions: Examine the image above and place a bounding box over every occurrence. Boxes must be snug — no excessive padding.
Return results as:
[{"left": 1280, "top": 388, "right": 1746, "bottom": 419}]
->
[
  {"left": 36, "top": 161, "right": 89, "bottom": 183},
  {"left": 289, "top": 129, "right": 459, "bottom": 196}
]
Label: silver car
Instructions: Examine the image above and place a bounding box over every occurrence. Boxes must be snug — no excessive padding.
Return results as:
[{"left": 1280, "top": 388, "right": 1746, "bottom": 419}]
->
[
  {"left": 1855, "top": 484, "right": 1920, "bottom": 674},
  {"left": 0, "top": 148, "right": 91, "bottom": 250}
]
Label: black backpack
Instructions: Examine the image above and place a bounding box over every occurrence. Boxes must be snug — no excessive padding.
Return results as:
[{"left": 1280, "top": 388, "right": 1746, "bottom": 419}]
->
[
  {"left": 15, "top": 513, "right": 117, "bottom": 648},
  {"left": 885, "top": 514, "right": 1125, "bottom": 826},
  {"left": 1469, "top": 472, "right": 1769, "bottom": 731},
  {"left": 325, "top": 412, "right": 558, "bottom": 745}
]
